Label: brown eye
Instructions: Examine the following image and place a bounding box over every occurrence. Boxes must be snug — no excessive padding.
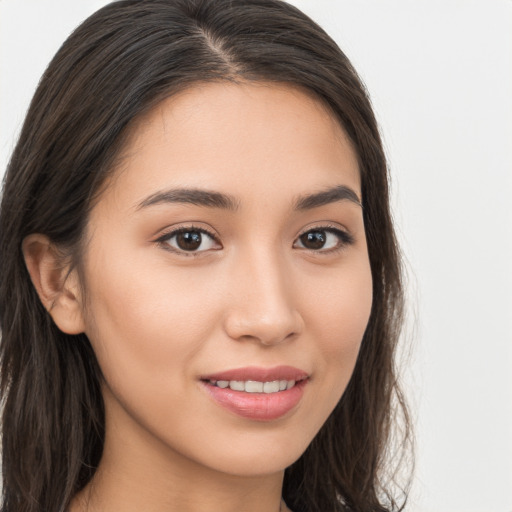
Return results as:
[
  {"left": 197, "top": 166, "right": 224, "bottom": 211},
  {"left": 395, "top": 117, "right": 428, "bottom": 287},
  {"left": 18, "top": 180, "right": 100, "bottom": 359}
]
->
[
  {"left": 294, "top": 227, "right": 354, "bottom": 252},
  {"left": 299, "top": 230, "right": 327, "bottom": 250},
  {"left": 176, "top": 231, "right": 202, "bottom": 251},
  {"left": 160, "top": 228, "right": 219, "bottom": 253}
]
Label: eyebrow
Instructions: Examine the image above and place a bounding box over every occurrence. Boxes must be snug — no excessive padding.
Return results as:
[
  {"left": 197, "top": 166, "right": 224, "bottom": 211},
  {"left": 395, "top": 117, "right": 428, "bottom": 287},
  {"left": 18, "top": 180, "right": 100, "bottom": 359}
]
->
[
  {"left": 293, "top": 185, "right": 361, "bottom": 210},
  {"left": 137, "top": 188, "right": 240, "bottom": 211},
  {"left": 136, "top": 184, "right": 361, "bottom": 211}
]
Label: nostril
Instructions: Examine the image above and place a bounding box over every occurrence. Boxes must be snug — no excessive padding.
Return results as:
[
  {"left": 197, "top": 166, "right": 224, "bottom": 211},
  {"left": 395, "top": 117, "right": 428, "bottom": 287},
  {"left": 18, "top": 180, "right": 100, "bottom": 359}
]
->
[{"left": 222, "top": 271, "right": 304, "bottom": 344}]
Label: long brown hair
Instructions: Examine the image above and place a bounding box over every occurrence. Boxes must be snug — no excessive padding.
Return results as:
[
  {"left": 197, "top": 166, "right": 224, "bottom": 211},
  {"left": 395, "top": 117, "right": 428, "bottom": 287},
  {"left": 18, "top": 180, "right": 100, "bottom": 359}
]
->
[{"left": 0, "top": 1, "right": 411, "bottom": 511}]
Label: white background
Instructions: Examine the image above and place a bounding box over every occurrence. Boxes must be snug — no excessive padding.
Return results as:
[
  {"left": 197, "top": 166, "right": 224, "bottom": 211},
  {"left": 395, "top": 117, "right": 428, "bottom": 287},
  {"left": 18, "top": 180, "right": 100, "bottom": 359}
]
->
[{"left": 1, "top": 1, "right": 511, "bottom": 511}]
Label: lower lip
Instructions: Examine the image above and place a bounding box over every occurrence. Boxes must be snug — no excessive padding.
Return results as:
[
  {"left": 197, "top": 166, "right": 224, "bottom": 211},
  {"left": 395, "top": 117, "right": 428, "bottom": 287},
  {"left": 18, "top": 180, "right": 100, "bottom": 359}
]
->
[{"left": 202, "top": 380, "right": 307, "bottom": 421}]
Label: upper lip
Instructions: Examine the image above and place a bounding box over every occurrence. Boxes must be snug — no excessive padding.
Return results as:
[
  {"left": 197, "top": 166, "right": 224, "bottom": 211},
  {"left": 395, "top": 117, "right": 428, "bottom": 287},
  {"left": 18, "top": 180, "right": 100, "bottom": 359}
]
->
[{"left": 200, "top": 365, "right": 309, "bottom": 382}]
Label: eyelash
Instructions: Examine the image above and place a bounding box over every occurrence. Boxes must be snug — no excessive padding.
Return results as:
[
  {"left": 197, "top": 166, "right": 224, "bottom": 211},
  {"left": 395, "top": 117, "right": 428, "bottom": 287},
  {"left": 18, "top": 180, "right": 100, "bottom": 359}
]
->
[
  {"left": 294, "top": 224, "right": 355, "bottom": 254},
  {"left": 155, "top": 224, "right": 354, "bottom": 257},
  {"left": 155, "top": 225, "right": 220, "bottom": 257}
]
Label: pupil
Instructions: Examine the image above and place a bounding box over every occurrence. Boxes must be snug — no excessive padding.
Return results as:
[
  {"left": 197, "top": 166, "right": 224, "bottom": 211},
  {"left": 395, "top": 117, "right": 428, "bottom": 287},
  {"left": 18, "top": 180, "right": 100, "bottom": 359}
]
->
[
  {"left": 301, "top": 231, "right": 326, "bottom": 249},
  {"left": 177, "top": 231, "right": 202, "bottom": 250}
]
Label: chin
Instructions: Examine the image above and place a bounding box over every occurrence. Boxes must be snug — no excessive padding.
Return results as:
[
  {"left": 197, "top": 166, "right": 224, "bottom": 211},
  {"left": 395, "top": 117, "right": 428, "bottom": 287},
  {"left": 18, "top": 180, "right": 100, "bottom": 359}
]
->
[{"left": 184, "top": 425, "right": 318, "bottom": 478}]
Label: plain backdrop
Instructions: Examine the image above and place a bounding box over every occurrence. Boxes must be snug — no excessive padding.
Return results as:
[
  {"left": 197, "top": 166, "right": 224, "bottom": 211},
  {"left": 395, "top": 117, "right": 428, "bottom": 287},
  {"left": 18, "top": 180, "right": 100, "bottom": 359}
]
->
[{"left": 1, "top": 1, "right": 511, "bottom": 511}]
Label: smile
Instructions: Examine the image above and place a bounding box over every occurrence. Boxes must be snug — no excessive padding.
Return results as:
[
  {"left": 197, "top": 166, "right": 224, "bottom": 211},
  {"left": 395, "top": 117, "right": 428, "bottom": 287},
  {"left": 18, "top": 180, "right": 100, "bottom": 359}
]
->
[
  {"left": 207, "top": 379, "right": 297, "bottom": 393},
  {"left": 201, "top": 366, "right": 309, "bottom": 421}
]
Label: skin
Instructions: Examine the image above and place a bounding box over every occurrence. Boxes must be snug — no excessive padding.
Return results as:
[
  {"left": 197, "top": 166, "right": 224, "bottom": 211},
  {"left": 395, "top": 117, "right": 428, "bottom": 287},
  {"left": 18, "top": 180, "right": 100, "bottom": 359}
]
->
[{"left": 24, "top": 82, "right": 372, "bottom": 512}]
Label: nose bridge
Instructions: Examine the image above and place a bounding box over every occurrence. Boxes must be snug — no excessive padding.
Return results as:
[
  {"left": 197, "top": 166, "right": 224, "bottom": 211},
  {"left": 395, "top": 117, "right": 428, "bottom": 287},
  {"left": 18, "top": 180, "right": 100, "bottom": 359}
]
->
[{"left": 223, "top": 243, "right": 302, "bottom": 345}]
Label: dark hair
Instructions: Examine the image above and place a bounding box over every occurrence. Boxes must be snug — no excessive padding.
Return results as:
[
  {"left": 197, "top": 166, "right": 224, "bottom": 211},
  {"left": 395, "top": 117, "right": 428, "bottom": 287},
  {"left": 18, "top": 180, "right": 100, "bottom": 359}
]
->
[{"left": 0, "top": 1, "right": 411, "bottom": 511}]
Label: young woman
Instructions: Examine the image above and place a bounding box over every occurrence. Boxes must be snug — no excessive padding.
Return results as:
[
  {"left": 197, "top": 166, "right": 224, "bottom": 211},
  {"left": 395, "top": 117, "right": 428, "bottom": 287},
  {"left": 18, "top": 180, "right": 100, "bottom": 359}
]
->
[{"left": 0, "top": 1, "right": 411, "bottom": 511}]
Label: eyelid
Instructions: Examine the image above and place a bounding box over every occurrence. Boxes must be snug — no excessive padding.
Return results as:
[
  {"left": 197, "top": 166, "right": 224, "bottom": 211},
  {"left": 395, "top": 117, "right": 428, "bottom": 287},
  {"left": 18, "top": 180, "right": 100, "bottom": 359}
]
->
[
  {"left": 293, "top": 223, "right": 355, "bottom": 253},
  {"left": 153, "top": 222, "right": 354, "bottom": 257},
  {"left": 154, "top": 224, "right": 222, "bottom": 256}
]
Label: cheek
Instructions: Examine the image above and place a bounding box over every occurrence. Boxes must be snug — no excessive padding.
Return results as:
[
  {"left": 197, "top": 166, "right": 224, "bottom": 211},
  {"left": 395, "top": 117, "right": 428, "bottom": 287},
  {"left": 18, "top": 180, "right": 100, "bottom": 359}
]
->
[
  {"left": 306, "top": 259, "right": 372, "bottom": 346},
  {"left": 302, "top": 257, "right": 373, "bottom": 390},
  {"left": 82, "top": 251, "right": 223, "bottom": 386}
]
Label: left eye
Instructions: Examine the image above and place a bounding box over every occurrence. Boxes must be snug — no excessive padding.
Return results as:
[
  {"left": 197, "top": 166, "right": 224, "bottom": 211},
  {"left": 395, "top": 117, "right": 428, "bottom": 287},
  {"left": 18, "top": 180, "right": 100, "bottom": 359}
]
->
[
  {"left": 294, "top": 228, "right": 351, "bottom": 251},
  {"left": 160, "top": 228, "right": 219, "bottom": 253}
]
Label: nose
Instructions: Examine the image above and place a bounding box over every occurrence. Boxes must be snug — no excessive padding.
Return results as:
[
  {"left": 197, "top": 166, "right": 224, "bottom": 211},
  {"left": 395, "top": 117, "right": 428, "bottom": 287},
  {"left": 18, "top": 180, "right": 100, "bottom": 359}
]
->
[{"left": 222, "top": 250, "right": 304, "bottom": 346}]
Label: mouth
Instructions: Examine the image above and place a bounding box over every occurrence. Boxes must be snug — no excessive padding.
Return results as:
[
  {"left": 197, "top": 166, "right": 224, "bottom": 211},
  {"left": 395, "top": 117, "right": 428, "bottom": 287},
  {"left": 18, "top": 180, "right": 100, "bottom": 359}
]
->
[
  {"left": 200, "top": 366, "right": 309, "bottom": 421},
  {"left": 205, "top": 378, "right": 303, "bottom": 393}
]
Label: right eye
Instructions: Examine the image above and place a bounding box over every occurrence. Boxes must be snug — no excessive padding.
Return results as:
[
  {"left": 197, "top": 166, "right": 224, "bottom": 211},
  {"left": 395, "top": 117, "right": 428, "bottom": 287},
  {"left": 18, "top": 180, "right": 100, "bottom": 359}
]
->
[{"left": 157, "top": 227, "right": 221, "bottom": 255}]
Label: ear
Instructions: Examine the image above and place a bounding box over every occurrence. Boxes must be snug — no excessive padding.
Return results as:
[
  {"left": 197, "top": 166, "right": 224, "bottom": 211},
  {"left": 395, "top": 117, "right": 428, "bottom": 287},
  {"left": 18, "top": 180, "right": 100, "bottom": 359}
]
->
[{"left": 22, "top": 234, "right": 86, "bottom": 335}]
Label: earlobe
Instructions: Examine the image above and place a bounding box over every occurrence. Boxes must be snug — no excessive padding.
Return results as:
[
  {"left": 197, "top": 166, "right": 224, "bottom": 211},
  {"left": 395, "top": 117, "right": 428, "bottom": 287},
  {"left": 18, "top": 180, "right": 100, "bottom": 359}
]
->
[{"left": 22, "top": 234, "right": 86, "bottom": 335}]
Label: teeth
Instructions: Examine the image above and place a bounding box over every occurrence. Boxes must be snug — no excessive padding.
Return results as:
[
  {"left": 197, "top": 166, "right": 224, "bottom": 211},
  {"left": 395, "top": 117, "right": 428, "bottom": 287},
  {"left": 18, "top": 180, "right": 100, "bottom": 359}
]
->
[
  {"left": 245, "top": 381, "right": 263, "bottom": 393},
  {"left": 229, "top": 380, "right": 245, "bottom": 391},
  {"left": 263, "top": 381, "right": 280, "bottom": 393},
  {"left": 210, "top": 379, "right": 297, "bottom": 393}
]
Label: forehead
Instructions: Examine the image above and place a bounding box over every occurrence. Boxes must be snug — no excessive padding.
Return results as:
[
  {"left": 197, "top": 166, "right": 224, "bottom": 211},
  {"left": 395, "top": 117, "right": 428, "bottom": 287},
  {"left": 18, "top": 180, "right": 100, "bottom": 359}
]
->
[{"left": 101, "top": 81, "right": 361, "bottom": 211}]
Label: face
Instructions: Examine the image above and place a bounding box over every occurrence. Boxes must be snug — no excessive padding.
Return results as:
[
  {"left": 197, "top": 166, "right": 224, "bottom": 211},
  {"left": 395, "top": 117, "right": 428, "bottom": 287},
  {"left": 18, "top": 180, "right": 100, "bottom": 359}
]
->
[{"left": 79, "top": 82, "right": 372, "bottom": 478}]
